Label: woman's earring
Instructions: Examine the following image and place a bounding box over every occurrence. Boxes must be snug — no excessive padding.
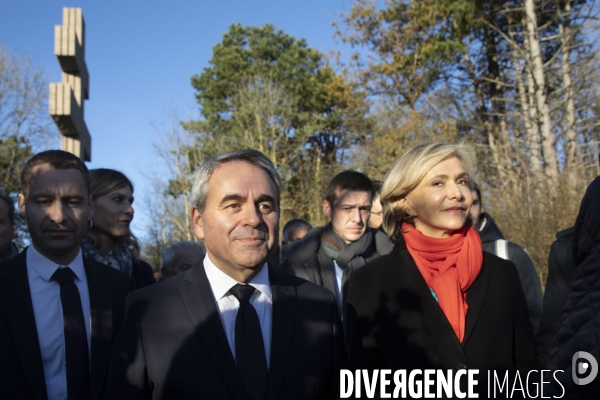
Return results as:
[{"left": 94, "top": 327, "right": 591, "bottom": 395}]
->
[{"left": 88, "top": 219, "right": 93, "bottom": 228}]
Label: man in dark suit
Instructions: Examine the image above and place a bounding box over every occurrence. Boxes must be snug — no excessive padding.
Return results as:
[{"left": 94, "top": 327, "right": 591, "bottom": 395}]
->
[
  {"left": 105, "top": 149, "right": 344, "bottom": 399},
  {"left": 0, "top": 150, "right": 134, "bottom": 400}
]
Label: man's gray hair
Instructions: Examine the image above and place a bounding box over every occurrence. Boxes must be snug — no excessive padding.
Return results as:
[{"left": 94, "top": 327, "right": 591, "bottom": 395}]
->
[
  {"left": 191, "top": 149, "right": 283, "bottom": 212},
  {"left": 161, "top": 241, "right": 205, "bottom": 270}
]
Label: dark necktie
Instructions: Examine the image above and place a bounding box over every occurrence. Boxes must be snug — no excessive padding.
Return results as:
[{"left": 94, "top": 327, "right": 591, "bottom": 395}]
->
[
  {"left": 229, "top": 284, "right": 268, "bottom": 400},
  {"left": 52, "top": 267, "right": 91, "bottom": 400}
]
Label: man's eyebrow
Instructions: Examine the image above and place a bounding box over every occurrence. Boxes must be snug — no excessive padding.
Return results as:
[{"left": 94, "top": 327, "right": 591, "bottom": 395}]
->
[
  {"left": 219, "top": 194, "right": 246, "bottom": 205},
  {"left": 256, "top": 194, "right": 276, "bottom": 204},
  {"left": 63, "top": 195, "right": 86, "bottom": 201}
]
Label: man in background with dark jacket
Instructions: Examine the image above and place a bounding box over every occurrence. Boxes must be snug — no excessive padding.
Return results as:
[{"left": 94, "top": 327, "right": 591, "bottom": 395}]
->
[
  {"left": 280, "top": 170, "right": 393, "bottom": 317},
  {"left": 471, "top": 184, "right": 543, "bottom": 335},
  {"left": 548, "top": 176, "right": 600, "bottom": 397},
  {"left": 536, "top": 227, "right": 575, "bottom": 366},
  {"left": 282, "top": 218, "right": 312, "bottom": 246}
]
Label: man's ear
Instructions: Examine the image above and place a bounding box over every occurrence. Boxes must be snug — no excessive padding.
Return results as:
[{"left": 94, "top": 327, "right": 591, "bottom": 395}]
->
[
  {"left": 17, "top": 193, "right": 26, "bottom": 216},
  {"left": 191, "top": 205, "right": 204, "bottom": 240},
  {"left": 322, "top": 200, "right": 332, "bottom": 219},
  {"left": 160, "top": 267, "right": 170, "bottom": 280}
]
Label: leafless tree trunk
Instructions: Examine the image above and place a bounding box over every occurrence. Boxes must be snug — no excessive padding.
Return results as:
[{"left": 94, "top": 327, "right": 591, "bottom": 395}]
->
[
  {"left": 560, "top": 1, "right": 577, "bottom": 176},
  {"left": 524, "top": 0, "right": 560, "bottom": 181}
]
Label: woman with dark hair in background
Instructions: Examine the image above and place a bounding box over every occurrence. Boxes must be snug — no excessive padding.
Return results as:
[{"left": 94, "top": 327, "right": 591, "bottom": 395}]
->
[
  {"left": 81, "top": 168, "right": 155, "bottom": 288},
  {"left": 345, "top": 142, "right": 540, "bottom": 397}
]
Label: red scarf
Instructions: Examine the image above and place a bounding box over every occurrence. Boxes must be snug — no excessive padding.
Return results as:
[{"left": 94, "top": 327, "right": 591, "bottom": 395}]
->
[{"left": 401, "top": 222, "right": 483, "bottom": 342}]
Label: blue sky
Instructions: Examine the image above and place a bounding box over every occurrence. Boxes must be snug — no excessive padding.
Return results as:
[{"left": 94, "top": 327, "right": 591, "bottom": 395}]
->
[{"left": 0, "top": 0, "right": 354, "bottom": 239}]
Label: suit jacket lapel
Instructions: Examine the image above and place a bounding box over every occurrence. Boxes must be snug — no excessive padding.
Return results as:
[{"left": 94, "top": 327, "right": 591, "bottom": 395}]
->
[
  {"left": 0, "top": 251, "right": 48, "bottom": 400},
  {"left": 178, "top": 264, "right": 247, "bottom": 400},
  {"left": 85, "top": 259, "right": 113, "bottom": 400},
  {"left": 317, "top": 250, "right": 337, "bottom": 301},
  {"left": 266, "top": 266, "right": 296, "bottom": 400},
  {"left": 462, "top": 253, "right": 491, "bottom": 346}
]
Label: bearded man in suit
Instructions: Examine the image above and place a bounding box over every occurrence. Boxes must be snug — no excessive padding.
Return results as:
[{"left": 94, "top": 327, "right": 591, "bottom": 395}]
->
[
  {"left": 0, "top": 150, "right": 134, "bottom": 400},
  {"left": 105, "top": 149, "right": 344, "bottom": 400}
]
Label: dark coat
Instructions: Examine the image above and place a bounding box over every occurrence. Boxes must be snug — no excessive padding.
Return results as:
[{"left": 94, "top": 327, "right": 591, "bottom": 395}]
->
[
  {"left": 0, "top": 250, "right": 135, "bottom": 400},
  {"left": 104, "top": 263, "right": 346, "bottom": 399},
  {"left": 346, "top": 237, "right": 541, "bottom": 398},
  {"left": 133, "top": 259, "right": 156, "bottom": 289},
  {"left": 81, "top": 254, "right": 155, "bottom": 289},
  {"left": 535, "top": 227, "right": 575, "bottom": 367},
  {"left": 0, "top": 241, "right": 18, "bottom": 262},
  {"left": 280, "top": 226, "right": 393, "bottom": 305},
  {"left": 477, "top": 212, "right": 543, "bottom": 335},
  {"left": 548, "top": 177, "right": 600, "bottom": 398}
]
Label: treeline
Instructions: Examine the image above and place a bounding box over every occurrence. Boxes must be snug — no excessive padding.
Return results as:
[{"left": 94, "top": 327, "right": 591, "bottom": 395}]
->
[
  {"left": 0, "top": 43, "right": 58, "bottom": 246},
  {"left": 142, "top": 1, "right": 600, "bottom": 288}
]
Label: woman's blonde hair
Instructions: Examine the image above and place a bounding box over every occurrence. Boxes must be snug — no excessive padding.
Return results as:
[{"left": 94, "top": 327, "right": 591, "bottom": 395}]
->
[
  {"left": 85, "top": 168, "right": 140, "bottom": 259},
  {"left": 380, "top": 142, "right": 476, "bottom": 243}
]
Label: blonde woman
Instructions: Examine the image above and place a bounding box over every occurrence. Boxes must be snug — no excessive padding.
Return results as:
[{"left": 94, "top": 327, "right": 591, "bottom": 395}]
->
[
  {"left": 81, "top": 169, "right": 155, "bottom": 288},
  {"left": 345, "top": 143, "right": 540, "bottom": 396}
]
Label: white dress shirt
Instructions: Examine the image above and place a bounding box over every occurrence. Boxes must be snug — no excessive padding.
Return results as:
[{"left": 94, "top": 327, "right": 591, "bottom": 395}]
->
[
  {"left": 26, "top": 245, "right": 91, "bottom": 400},
  {"left": 203, "top": 255, "right": 273, "bottom": 368},
  {"left": 333, "top": 260, "right": 344, "bottom": 298}
]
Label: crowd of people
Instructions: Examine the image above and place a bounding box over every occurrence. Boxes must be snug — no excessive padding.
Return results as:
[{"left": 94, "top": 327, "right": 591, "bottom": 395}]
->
[{"left": 0, "top": 143, "right": 597, "bottom": 399}]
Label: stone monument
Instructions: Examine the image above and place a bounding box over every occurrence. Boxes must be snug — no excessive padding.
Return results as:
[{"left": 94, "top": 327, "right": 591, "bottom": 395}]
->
[{"left": 49, "top": 7, "right": 91, "bottom": 161}]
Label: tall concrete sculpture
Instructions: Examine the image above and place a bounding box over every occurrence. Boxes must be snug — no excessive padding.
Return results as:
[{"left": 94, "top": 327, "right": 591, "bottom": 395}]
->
[{"left": 49, "top": 7, "right": 91, "bottom": 161}]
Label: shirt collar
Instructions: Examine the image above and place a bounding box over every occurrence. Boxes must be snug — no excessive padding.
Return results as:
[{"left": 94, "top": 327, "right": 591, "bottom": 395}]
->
[
  {"left": 203, "top": 254, "right": 272, "bottom": 301},
  {"left": 27, "top": 245, "right": 86, "bottom": 283}
]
